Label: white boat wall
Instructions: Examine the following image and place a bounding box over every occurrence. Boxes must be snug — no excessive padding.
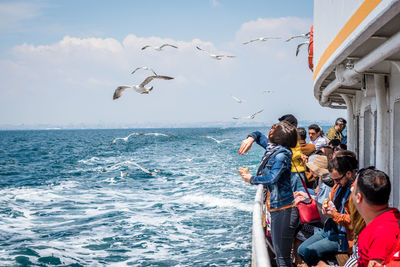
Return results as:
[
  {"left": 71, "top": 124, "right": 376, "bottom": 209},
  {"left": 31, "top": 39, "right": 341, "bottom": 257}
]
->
[
  {"left": 252, "top": 0, "right": 400, "bottom": 266},
  {"left": 313, "top": 0, "right": 400, "bottom": 208}
]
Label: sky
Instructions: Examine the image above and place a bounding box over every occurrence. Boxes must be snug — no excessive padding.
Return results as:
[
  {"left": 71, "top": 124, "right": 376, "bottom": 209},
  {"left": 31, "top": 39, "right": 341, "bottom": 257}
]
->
[{"left": 0, "top": 0, "right": 345, "bottom": 128}]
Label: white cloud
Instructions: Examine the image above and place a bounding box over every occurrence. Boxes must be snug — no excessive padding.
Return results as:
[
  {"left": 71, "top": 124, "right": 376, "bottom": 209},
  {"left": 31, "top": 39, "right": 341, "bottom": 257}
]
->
[
  {"left": 0, "top": 17, "right": 345, "bottom": 126},
  {"left": 0, "top": 2, "right": 43, "bottom": 29}
]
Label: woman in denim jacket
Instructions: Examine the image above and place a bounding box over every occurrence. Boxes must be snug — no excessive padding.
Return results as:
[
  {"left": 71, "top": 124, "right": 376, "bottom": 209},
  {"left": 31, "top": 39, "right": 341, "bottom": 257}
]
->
[{"left": 238, "top": 121, "right": 298, "bottom": 267}]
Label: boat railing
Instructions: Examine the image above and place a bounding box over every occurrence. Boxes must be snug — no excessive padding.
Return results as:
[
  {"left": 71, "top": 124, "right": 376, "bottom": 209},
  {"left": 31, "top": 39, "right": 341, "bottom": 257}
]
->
[{"left": 252, "top": 184, "right": 272, "bottom": 267}]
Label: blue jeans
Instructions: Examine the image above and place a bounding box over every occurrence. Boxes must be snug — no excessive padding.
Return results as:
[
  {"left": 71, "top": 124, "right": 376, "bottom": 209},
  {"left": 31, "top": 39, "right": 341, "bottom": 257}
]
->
[
  {"left": 297, "top": 228, "right": 340, "bottom": 266},
  {"left": 270, "top": 206, "right": 299, "bottom": 267}
]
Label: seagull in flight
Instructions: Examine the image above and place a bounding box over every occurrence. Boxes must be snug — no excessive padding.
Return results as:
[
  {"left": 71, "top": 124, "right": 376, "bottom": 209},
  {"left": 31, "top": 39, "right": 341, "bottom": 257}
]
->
[
  {"left": 204, "top": 135, "right": 230, "bottom": 144},
  {"left": 125, "top": 161, "right": 153, "bottom": 175},
  {"left": 285, "top": 32, "right": 310, "bottom": 42},
  {"left": 103, "top": 161, "right": 153, "bottom": 175},
  {"left": 231, "top": 94, "right": 246, "bottom": 103},
  {"left": 233, "top": 109, "right": 264, "bottom": 120},
  {"left": 110, "top": 132, "right": 139, "bottom": 146},
  {"left": 141, "top": 44, "right": 178, "bottom": 51},
  {"left": 113, "top": 75, "right": 174, "bottom": 99},
  {"left": 263, "top": 90, "right": 273, "bottom": 94},
  {"left": 243, "top": 36, "right": 281, "bottom": 45},
  {"left": 131, "top": 66, "right": 157, "bottom": 76},
  {"left": 196, "top": 46, "right": 235, "bottom": 60},
  {"left": 102, "top": 161, "right": 130, "bottom": 172},
  {"left": 296, "top": 41, "right": 310, "bottom": 56},
  {"left": 137, "top": 133, "right": 173, "bottom": 138}
]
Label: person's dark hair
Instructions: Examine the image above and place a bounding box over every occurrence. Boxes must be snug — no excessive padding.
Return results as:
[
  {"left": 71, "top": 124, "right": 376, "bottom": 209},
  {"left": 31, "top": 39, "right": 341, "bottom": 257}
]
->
[
  {"left": 297, "top": 127, "right": 307, "bottom": 141},
  {"left": 320, "top": 146, "right": 334, "bottom": 158},
  {"left": 308, "top": 124, "right": 321, "bottom": 133},
  {"left": 313, "top": 150, "right": 325, "bottom": 156},
  {"left": 335, "top": 150, "right": 358, "bottom": 169},
  {"left": 356, "top": 168, "right": 391, "bottom": 205},
  {"left": 329, "top": 139, "right": 341, "bottom": 147},
  {"left": 269, "top": 121, "right": 298, "bottom": 148},
  {"left": 335, "top": 117, "right": 347, "bottom": 125},
  {"left": 278, "top": 114, "right": 298, "bottom": 127},
  {"left": 339, "top": 143, "right": 347, "bottom": 150},
  {"left": 328, "top": 156, "right": 356, "bottom": 175}
]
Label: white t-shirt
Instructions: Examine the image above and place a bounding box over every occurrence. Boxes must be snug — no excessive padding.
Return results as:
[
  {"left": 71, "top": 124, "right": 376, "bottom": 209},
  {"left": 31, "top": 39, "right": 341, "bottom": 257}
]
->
[{"left": 310, "top": 136, "right": 327, "bottom": 150}]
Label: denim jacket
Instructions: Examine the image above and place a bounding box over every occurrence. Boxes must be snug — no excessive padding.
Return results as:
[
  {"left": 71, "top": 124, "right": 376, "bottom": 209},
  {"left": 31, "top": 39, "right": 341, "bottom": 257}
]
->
[{"left": 248, "top": 131, "right": 294, "bottom": 209}]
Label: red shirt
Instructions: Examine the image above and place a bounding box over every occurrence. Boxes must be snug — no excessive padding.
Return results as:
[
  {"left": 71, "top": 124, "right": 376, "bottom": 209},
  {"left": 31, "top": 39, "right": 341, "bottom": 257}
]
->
[{"left": 357, "top": 208, "right": 400, "bottom": 267}]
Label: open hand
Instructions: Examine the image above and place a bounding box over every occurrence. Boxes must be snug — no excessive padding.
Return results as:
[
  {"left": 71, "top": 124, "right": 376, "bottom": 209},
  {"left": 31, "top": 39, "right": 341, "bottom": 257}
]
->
[{"left": 239, "top": 137, "right": 254, "bottom": 155}]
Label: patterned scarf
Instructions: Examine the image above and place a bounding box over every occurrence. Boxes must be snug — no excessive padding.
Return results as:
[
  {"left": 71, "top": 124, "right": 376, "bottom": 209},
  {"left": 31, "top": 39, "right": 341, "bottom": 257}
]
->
[{"left": 256, "top": 143, "right": 281, "bottom": 176}]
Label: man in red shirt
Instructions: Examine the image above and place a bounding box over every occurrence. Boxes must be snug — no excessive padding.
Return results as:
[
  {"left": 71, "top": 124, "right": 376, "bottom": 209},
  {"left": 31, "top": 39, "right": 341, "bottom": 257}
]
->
[{"left": 352, "top": 168, "right": 400, "bottom": 267}]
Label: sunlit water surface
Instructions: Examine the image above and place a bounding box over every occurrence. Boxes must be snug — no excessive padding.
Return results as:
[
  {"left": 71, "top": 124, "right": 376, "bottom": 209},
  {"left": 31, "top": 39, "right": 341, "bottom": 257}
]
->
[{"left": 0, "top": 127, "right": 276, "bottom": 266}]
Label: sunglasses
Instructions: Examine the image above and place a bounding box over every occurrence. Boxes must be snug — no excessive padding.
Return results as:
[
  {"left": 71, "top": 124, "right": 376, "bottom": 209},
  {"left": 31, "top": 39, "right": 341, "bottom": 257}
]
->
[{"left": 332, "top": 173, "right": 346, "bottom": 183}]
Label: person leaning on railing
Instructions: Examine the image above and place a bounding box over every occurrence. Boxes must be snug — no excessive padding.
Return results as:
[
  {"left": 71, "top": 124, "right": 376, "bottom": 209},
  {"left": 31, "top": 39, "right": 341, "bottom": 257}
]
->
[{"left": 238, "top": 120, "right": 298, "bottom": 267}]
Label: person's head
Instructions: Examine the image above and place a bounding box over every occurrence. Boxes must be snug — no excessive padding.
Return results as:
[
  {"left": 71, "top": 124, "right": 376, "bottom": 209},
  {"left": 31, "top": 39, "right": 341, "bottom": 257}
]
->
[
  {"left": 306, "top": 155, "right": 328, "bottom": 178},
  {"left": 328, "top": 139, "right": 341, "bottom": 150},
  {"left": 297, "top": 127, "right": 307, "bottom": 141},
  {"left": 278, "top": 114, "right": 298, "bottom": 127},
  {"left": 339, "top": 143, "right": 347, "bottom": 150},
  {"left": 334, "top": 117, "right": 347, "bottom": 132},
  {"left": 328, "top": 156, "right": 357, "bottom": 187},
  {"left": 308, "top": 124, "right": 321, "bottom": 141},
  {"left": 335, "top": 150, "right": 358, "bottom": 169},
  {"left": 268, "top": 121, "right": 298, "bottom": 148},
  {"left": 320, "top": 146, "right": 334, "bottom": 159},
  {"left": 353, "top": 168, "right": 391, "bottom": 207}
]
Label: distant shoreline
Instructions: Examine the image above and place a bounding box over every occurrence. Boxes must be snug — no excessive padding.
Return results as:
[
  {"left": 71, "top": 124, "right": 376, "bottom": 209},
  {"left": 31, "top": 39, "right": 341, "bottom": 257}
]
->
[{"left": 0, "top": 121, "right": 334, "bottom": 131}]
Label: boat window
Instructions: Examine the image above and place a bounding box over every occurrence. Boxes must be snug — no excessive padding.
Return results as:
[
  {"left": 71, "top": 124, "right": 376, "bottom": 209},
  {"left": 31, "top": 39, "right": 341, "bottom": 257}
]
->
[
  {"left": 393, "top": 100, "right": 400, "bottom": 208},
  {"left": 364, "top": 109, "right": 372, "bottom": 167}
]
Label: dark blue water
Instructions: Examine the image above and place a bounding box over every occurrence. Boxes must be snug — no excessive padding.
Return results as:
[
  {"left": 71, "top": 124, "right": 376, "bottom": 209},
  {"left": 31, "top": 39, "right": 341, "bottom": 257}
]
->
[{"left": 0, "top": 127, "right": 274, "bottom": 266}]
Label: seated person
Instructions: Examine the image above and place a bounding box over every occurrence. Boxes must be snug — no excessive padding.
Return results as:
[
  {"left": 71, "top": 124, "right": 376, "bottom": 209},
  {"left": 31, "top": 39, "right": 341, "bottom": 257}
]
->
[
  {"left": 352, "top": 168, "right": 400, "bottom": 267},
  {"left": 297, "top": 156, "right": 357, "bottom": 266},
  {"left": 291, "top": 128, "right": 315, "bottom": 193}
]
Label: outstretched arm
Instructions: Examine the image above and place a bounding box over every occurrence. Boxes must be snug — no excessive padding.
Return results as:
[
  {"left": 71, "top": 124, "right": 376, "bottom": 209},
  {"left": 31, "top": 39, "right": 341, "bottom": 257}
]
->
[
  {"left": 239, "top": 137, "right": 255, "bottom": 155},
  {"left": 249, "top": 153, "right": 290, "bottom": 185},
  {"left": 249, "top": 131, "right": 269, "bottom": 149}
]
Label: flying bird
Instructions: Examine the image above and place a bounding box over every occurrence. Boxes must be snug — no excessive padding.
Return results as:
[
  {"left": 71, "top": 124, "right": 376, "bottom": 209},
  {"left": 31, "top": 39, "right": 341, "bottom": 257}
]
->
[
  {"left": 125, "top": 161, "right": 153, "bottom": 175},
  {"left": 141, "top": 44, "right": 178, "bottom": 51},
  {"left": 233, "top": 109, "right": 264, "bottom": 120},
  {"left": 263, "top": 90, "right": 274, "bottom": 94},
  {"left": 113, "top": 75, "right": 174, "bottom": 99},
  {"left": 196, "top": 46, "right": 235, "bottom": 60},
  {"left": 204, "top": 135, "right": 230, "bottom": 144},
  {"left": 231, "top": 94, "right": 246, "bottom": 103},
  {"left": 102, "top": 161, "right": 129, "bottom": 172},
  {"left": 296, "top": 41, "right": 310, "bottom": 56},
  {"left": 103, "top": 161, "right": 153, "bottom": 175},
  {"left": 110, "top": 132, "right": 139, "bottom": 146},
  {"left": 243, "top": 36, "right": 281, "bottom": 45},
  {"left": 137, "top": 133, "right": 173, "bottom": 138},
  {"left": 285, "top": 32, "right": 310, "bottom": 42},
  {"left": 131, "top": 66, "right": 157, "bottom": 76}
]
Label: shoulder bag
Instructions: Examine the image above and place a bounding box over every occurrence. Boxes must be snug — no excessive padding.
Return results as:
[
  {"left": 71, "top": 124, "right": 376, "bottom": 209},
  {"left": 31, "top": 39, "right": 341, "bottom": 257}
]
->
[{"left": 293, "top": 162, "right": 321, "bottom": 224}]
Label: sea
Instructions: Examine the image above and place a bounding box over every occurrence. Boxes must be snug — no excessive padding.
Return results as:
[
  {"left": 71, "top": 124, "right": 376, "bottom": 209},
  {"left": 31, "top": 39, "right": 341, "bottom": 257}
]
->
[{"left": 0, "top": 127, "right": 281, "bottom": 267}]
